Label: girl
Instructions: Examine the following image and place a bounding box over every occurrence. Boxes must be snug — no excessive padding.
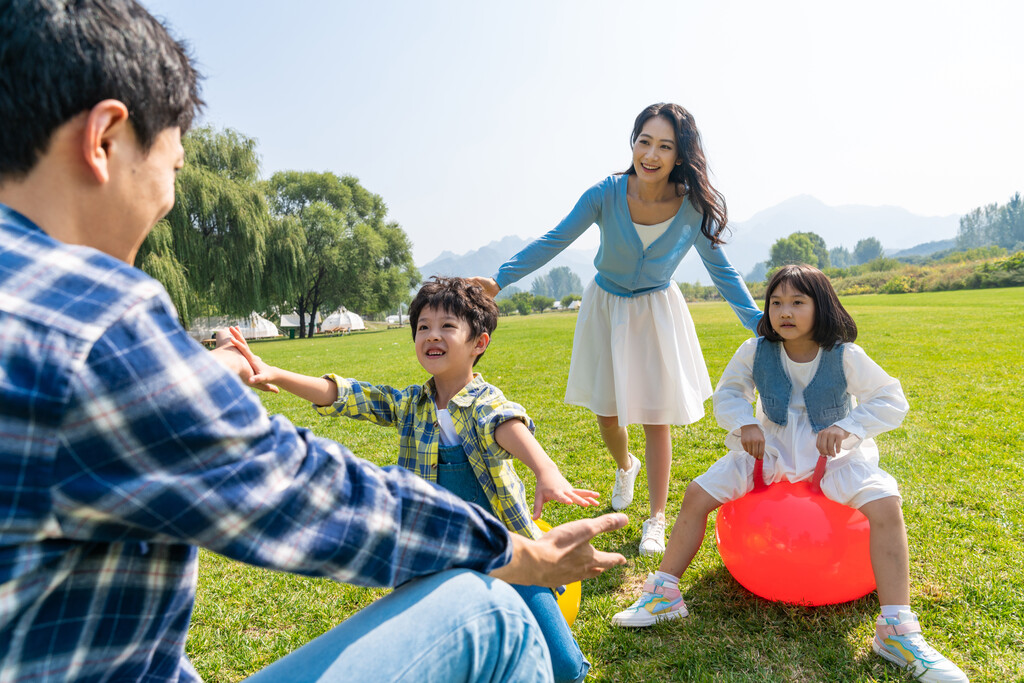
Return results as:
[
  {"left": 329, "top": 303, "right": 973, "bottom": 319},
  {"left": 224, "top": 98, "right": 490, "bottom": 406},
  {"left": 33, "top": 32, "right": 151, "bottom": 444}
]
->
[
  {"left": 611, "top": 264, "right": 967, "bottom": 683},
  {"left": 471, "top": 103, "right": 762, "bottom": 556}
]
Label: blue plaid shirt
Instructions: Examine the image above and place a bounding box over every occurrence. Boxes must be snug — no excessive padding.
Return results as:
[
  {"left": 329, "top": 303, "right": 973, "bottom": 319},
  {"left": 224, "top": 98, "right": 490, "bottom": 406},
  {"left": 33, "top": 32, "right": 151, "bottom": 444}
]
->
[{"left": 0, "top": 205, "right": 513, "bottom": 682}]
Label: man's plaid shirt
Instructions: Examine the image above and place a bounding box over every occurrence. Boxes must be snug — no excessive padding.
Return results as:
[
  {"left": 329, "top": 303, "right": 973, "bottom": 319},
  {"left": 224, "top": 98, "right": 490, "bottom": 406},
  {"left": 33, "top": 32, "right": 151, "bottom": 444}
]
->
[
  {"left": 319, "top": 374, "right": 544, "bottom": 540},
  {"left": 0, "top": 205, "right": 512, "bottom": 682}
]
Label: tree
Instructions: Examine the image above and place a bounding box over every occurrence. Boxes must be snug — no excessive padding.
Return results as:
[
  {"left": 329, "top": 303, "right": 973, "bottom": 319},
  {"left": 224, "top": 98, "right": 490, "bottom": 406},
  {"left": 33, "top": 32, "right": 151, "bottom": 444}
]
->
[
  {"left": 829, "top": 246, "right": 854, "bottom": 269},
  {"left": 263, "top": 171, "right": 419, "bottom": 337},
  {"left": 957, "top": 193, "right": 1024, "bottom": 252},
  {"left": 769, "top": 233, "right": 817, "bottom": 269},
  {"left": 531, "top": 295, "right": 555, "bottom": 313},
  {"left": 509, "top": 292, "right": 533, "bottom": 316},
  {"left": 544, "top": 267, "right": 583, "bottom": 300},
  {"left": 136, "top": 126, "right": 271, "bottom": 327},
  {"left": 768, "top": 231, "right": 830, "bottom": 270},
  {"left": 560, "top": 294, "right": 581, "bottom": 309},
  {"left": 854, "top": 237, "right": 885, "bottom": 265},
  {"left": 496, "top": 299, "right": 517, "bottom": 316},
  {"left": 529, "top": 277, "right": 550, "bottom": 298},
  {"left": 495, "top": 285, "right": 523, "bottom": 300},
  {"left": 794, "top": 232, "right": 830, "bottom": 269}
]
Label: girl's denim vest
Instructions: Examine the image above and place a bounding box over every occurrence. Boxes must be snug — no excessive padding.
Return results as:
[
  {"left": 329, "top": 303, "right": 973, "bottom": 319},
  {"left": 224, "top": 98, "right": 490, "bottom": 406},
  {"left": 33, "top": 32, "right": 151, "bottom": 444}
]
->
[{"left": 752, "top": 338, "right": 851, "bottom": 433}]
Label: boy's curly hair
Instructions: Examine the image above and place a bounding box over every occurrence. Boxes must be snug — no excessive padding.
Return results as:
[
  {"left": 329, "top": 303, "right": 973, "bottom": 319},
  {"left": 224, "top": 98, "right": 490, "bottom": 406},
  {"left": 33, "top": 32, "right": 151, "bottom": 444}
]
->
[{"left": 408, "top": 276, "right": 499, "bottom": 365}]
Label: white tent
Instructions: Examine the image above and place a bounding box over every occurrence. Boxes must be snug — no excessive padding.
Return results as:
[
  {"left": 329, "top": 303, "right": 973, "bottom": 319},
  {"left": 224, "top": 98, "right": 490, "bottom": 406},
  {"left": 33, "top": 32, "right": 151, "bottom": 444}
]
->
[
  {"left": 279, "top": 312, "right": 322, "bottom": 330},
  {"left": 386, "top": 314, "right": 410, "bottom": 325},
  {"left": 189, "top": 312, "right": 280, "bottom": 342},
  {"left": 321, "top": 307, "right": 366, "bottom": 333}
]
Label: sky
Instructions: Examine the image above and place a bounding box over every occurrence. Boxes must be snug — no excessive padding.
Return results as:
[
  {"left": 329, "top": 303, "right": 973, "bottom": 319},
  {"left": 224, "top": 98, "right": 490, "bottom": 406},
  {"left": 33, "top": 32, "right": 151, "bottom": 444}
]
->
[{"left": 141, "top": 0, "right": 1023, "bottom": 264}]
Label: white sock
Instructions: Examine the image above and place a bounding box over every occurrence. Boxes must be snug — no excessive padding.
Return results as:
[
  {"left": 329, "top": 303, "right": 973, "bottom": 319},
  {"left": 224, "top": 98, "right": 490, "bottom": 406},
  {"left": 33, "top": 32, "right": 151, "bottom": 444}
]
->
[
  {"left": 654, "top": 570, "right": 679, "bottom": 586},
  {"left": 881, "top": 604, "right": 911, "bottom": 619}
]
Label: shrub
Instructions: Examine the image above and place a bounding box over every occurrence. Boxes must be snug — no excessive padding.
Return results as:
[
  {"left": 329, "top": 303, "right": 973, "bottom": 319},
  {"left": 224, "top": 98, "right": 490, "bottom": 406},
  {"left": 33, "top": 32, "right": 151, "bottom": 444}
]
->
[{"left": 881, "top": 275, "right": 914, "bottom": 294}]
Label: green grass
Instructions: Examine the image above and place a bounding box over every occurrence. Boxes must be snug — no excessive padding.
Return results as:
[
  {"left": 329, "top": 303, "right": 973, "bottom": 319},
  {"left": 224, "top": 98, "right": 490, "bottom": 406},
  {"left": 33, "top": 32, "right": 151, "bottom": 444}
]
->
[{"left": 186, "top": 287, "right": 1024, "bottom": 682}]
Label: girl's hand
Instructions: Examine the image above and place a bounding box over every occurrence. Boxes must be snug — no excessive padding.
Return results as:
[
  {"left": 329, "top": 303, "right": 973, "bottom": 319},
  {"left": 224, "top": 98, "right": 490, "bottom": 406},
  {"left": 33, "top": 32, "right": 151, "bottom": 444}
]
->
[
  {"left": 740, "top": 424, "right": 765, "bottom": 459},
  {"left": 532, "top": 469, "right": 601, "bottom": 520},
  {"left": 226, "top": 326, "right": 281, "bottom": 393},
  {"left": 816, "top": 425, "right": 851, "bottom": 457},
  {"left": 466, "top": 276, "right": 500, "bottom": 299}
]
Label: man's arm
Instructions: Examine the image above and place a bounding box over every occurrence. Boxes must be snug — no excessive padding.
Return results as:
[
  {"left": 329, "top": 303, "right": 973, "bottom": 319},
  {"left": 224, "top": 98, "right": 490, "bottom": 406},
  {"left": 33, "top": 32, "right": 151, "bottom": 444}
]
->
[{"left": 53, "top": 300, "right": 514, "bottom": 587}]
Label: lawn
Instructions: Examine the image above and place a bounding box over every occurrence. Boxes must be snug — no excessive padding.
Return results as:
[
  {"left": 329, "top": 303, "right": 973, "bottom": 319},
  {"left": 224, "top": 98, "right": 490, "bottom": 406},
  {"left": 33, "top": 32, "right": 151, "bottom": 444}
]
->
[{"left": 187, "top": 287, "right": 1024, "bottom": 682}]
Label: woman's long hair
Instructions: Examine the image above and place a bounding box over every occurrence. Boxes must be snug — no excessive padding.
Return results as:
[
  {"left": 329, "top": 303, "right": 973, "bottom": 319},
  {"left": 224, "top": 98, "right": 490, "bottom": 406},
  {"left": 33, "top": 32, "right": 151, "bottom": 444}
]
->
[{"left": 622, "top": 103, "right": 728, "bottom": 246}]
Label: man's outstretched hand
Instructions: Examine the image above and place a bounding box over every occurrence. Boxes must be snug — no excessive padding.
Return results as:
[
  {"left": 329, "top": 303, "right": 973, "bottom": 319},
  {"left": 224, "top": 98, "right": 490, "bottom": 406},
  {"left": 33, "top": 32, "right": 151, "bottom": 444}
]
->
[{"left": 490, "top": 513, "right": 628, "bottom": 588}]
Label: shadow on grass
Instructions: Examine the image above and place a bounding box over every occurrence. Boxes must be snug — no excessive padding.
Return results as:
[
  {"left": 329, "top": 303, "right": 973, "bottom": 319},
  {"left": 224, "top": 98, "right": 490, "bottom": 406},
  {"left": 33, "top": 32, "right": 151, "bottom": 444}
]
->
[{"left": 583, "top": 564, "right": 907, "bottom": 682}]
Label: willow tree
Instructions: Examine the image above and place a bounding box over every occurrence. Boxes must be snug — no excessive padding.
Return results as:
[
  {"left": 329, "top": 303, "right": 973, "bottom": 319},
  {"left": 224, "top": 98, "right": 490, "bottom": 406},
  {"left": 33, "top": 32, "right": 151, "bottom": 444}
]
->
[
  {"left": 137, "top": 126, "right": 272, "bottom": 327},
  {"left": 264, "top": 171, "right": 419, "bottom": 338}
]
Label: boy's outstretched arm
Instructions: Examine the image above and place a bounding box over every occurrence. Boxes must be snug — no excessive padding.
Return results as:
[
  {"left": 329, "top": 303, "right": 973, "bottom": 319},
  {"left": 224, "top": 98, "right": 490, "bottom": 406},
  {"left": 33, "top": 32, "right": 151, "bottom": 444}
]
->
[
  {"left": 494, "top": 419, "right": 600, "bottom": 519},
  {"left": 226, "top": 327, "right": 339, "bottom": 406}
]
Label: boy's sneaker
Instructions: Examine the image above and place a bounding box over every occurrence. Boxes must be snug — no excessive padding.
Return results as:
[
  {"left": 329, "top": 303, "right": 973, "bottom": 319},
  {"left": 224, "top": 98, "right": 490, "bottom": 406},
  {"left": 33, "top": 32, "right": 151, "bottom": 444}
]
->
[
  {"left": 639, "top": 513, "right": 667, "bottom": 556},
  {"left": 611, "top": 453, "right": 641, "bottom": 511},
  {"left": 872, "top": 610, "right": 968, "bottom": 682},
  {"left": 611, "top": 573, "right": 688, "bottom": 628}
]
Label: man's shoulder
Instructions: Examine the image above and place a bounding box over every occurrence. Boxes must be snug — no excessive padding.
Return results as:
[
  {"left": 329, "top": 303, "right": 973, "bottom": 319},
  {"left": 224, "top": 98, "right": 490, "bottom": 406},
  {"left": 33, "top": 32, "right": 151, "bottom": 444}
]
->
[{"left": 1, "top": 215, "right": 169, "bottom": 340}]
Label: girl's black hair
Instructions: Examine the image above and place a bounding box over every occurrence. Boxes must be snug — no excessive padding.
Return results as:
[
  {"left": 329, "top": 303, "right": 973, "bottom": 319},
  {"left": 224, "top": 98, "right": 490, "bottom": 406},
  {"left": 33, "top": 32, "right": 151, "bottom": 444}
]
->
[
  {"left": 756, "top": 264, "right": 858, "bottom": 347},
  {"left": 622, "top": 102, "right": 729, "bottom": 247}
]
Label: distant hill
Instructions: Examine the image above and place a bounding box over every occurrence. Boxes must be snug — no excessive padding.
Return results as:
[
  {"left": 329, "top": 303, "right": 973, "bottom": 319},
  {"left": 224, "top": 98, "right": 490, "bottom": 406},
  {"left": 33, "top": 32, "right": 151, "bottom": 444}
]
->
[
  {"left": 417, "top": 195, "right": 962, "bottom": 287},
  {"left": 418, "top": 235, "right": 598, "bottom": 292},
  {"left": 888, "top": 238, "right": 957, "bottom": 258}
]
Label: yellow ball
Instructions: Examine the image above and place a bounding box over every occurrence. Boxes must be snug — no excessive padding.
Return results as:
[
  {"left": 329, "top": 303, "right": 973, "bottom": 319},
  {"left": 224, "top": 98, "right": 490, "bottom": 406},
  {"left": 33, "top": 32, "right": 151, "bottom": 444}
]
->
[{"left": 535, "top": 519, "right": 582, "bottom": 627}]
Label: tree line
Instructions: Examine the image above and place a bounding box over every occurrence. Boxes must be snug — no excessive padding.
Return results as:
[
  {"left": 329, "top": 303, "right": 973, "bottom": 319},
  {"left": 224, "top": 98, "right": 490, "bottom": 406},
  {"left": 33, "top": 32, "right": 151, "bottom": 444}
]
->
[
  {"left": 956, "top": 192, "right": 1024, "bottom": 253},
  {"left": 137, "top": 127, "right": 419, "bottom": 337}
]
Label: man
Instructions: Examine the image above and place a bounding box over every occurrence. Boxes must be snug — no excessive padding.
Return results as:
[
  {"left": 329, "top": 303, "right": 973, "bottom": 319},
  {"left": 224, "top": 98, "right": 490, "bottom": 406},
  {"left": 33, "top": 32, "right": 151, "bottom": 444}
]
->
[{"left": 0, "top": 1, "right": 626, "bottom": 680}]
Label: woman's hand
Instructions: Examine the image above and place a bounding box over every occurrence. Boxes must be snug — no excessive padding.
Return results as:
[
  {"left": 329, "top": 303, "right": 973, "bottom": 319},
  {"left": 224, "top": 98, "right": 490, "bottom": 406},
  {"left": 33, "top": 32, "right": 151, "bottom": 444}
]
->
[
  {"left": 466, "top": 276, "right": 500, "bottom": 299},
  {"left": 740, "top": 424, "right": 765, "bottom": 459},
  {"left": 816, "top": 425, "right": 851, "bottom": 457}
]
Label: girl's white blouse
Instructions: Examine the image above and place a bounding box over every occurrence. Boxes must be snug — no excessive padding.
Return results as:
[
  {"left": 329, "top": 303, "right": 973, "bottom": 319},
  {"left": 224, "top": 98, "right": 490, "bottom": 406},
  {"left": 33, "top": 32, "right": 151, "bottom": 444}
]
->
[{"left": 712, "top": 338, "right": 910, "bottom": 476}]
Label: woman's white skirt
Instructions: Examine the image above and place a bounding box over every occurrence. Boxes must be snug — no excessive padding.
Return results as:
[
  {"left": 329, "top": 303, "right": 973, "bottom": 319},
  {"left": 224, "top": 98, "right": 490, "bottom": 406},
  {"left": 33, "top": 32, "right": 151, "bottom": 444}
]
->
[{"left": 564, "top": 280, "right": 712, "bottom": 426}]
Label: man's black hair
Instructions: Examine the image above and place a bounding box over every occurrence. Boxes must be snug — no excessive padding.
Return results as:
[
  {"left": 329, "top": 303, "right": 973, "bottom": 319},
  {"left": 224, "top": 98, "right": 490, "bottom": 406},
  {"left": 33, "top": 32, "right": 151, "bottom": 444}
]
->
[{"left": 0, "top": 0, "right": 203, "bottom": 181}]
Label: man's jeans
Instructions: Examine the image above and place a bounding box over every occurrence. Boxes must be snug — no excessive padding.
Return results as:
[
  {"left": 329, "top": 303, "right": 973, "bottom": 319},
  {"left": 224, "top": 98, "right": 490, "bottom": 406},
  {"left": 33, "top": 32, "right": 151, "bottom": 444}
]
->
[{"left": 245, "top": 569, "right": 553, "bottom": 682}]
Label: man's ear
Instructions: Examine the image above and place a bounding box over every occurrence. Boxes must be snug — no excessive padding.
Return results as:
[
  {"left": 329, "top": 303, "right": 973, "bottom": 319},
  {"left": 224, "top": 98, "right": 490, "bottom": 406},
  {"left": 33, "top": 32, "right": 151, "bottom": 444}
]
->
[
  {"left": 473, "top": 332, "right": 491, "bottom": 356},
  {"left": 81, "top": 100, "right": 131, "bottom": 184}
]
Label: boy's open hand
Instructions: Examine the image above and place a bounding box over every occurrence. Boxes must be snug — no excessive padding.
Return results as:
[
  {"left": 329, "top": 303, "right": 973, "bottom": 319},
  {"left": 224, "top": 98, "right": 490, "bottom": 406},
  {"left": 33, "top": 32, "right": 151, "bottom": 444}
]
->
[
  {"left": 533, "top": 469, "right": 600, "bottom": 520},
  {"left": 490, "top": 513, "right": 628, "bottom": 588},
  {"left": 225, "top": 327, "right": 281, "bottom": 393}
]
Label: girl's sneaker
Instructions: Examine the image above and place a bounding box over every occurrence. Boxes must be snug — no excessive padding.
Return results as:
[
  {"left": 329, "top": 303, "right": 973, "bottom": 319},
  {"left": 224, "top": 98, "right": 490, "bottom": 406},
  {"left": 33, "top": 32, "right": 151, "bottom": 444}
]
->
[
  {"left": 872, "top": 610, "right": 968, "bottom": 682},
  {"left": 611, "top": 573, "right": 688, "bottom": 628},
  {"left": 611, "top": 453, "right": 641, "bottom": 511},
  {"left": 639, "top": 513, "right": 667, "bottom": 556}
]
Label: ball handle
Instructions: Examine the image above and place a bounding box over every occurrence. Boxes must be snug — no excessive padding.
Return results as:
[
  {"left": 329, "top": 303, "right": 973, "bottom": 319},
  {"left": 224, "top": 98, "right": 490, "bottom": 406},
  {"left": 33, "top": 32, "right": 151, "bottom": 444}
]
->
[{"left": 752, "top": 454, "right": 828, "bottom": 493}]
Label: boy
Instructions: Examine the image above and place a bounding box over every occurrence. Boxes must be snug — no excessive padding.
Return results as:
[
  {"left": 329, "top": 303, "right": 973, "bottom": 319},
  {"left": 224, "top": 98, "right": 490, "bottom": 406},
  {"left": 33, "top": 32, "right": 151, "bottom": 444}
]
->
[{"left": 230, "top": 276, "right": 598, "bottom": 682}]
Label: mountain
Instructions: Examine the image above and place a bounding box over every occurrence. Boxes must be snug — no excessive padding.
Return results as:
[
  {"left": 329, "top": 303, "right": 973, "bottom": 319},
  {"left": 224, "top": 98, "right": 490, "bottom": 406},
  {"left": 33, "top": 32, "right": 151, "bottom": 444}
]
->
[
  {"left": 714, "top": 195, "right": 961, "bottom": 281},
  {"left": 416, "top": 196, "right": 962, "bottom": 287},
  {"left": 418, "top": 235, "right": 599, "bottom": 292}
]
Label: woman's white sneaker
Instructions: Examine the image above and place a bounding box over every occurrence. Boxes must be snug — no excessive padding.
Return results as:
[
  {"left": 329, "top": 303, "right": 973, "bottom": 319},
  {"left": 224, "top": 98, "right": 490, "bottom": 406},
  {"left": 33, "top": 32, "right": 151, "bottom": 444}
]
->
[
  {"left": 639, "top": 513, "right": 667, "bottom": 555},
  {"left": 611, "top": 453, "right": 641, "bottom": 511}
]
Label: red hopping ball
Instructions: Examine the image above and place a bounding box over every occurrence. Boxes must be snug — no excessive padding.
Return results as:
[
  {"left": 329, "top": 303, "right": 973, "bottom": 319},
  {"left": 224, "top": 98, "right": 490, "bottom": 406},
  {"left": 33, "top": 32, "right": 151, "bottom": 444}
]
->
[{"left": 715, "top": 456, "right": 875, "bottom": 606}]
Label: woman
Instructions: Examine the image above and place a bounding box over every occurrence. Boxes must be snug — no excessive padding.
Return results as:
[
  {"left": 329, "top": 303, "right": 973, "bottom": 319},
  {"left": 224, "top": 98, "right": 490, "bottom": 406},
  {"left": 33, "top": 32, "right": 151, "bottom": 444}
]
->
[{"left": 471, "top": 103, "right": 762, "bottom": 555}]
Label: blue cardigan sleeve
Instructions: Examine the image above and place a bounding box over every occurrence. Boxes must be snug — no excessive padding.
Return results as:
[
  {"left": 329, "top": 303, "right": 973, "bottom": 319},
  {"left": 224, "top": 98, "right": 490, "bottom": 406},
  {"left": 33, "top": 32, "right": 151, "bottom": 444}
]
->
[
  {"left": 694, "top": 235, "right": 763, "bottom": 331},
  {"left": 493, "top": 181, "right": 604, "bottom": 289}
]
